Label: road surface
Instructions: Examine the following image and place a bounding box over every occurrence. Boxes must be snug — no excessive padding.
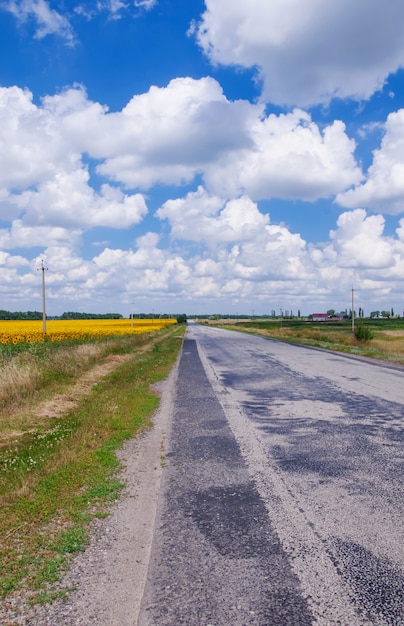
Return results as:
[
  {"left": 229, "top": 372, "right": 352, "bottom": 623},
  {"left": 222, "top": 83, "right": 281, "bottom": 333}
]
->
[{"left": 138, "top": 323, "right": 404, "bottom": 626}]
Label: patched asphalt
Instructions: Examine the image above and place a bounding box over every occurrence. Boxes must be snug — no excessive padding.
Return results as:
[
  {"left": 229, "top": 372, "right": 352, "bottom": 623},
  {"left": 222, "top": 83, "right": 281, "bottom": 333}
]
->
[
  {"left": 138, "top": 337, "right": 314, "bottom": 625},
  {"left": 138, "top": 324, "right": 404, "bottom": 625}
]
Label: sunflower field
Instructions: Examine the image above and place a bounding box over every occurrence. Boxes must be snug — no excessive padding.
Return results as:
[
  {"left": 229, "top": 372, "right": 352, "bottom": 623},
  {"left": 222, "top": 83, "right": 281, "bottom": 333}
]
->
[{"left": 0, "top": 318, "right": 177, "bottom": 346}]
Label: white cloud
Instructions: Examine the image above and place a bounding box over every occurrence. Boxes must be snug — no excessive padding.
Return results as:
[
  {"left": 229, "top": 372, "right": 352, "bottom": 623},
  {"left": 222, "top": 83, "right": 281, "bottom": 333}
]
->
[
  {"left": 0, "top": 220, "right": 83, "bottom": 250},
  {"left": 108, "top": 0, "right": 128, "bottom": 14},
  {"left": 27, "top": 188, "right": 310, "bottom": 309},
  {"left": 0, "top": 82, "right": 362, "bottom": 216},
  {"left": 134, "top": 0, "right": 157, "bottom": 9},
  {"left": 1, "top": 82, "right": 404, "bottom": 314},
  {"left": 3, "top": 0, "right": 157, "bottom": 39},
  {"left": 336, "top": 109, "right": 404, "bottom": 214},
  {"left": 74, "top": 0, "right": 156, "bottom": 20},
  {"left": 154, "top": 191, "right": 404, "bottom": 310},
  {"left": 93, "top": 77, "right": 257, "bottom": 188},
  {"left": 204, "top": 110, "right": 362, "bottom": 200},
  {"left": 3, "top": 0, "right": 74, "bottom": 43},
  {"left": 2, "top": 204, "right": 404, "bottom": 315},
  {"left": 196, "top": 0, "right": 404, "bottom": 107},
  {"left": 46, "top": 82, "right": 360, "bottom": 201},
  {"left": 25, "top": 170, "right": 148, "bottom": 229},
  {"left": 158, "top": 187, "right": 311, "bottom": 282},
  {"left": 94, "top": 232, "right": 165, "bottom": 272},
  {"left": 329, "top": 209, "right": 395, "bottom": 269},
  {"left": 2, "top": 166, "right": 148, "bottom": 233},
  {"left": 0, "top": 86, "right": 73, "bottom": 193},
  {"left": 92, "top": 0, "right": 128, "bottom": 20},
  {"left": 0, "top": 250, "right": 30, "bottom": 268},
  {"left": 0, "top": 86, "right": 148, "bottom": 239},
  {"left": 157, "top": 186, "right": 268, "bottom": 244},
  {"left": 92, "top": 242, "right": 192, "bottom": 298}
]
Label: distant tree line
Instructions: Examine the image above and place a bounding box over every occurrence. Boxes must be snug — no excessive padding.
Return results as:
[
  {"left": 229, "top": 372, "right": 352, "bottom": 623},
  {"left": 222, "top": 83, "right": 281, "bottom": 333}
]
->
[
  {"left": 369, "top": 309, "right": 396, "bottom": 318},
  {"left": 60, "top": 312, "right": 123, "bottom": 319},
  {"left": 0, "top": 310, "right": 123, "bottom": 320},
  {"left": 0, "top": 310, "right": 43, "bottom": 320}
]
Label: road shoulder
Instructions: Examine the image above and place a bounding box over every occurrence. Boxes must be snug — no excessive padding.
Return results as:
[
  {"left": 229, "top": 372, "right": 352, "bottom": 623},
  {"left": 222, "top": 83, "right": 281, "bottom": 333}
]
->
[{"left": 25, "top": 355, "right": 180, "bottom": 626}]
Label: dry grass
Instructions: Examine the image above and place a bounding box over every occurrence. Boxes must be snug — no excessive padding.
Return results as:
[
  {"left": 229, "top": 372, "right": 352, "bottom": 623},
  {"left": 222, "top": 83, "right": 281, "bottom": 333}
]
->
[
  {"left": 0, "top": 343, "right": 104, "bottom": 412},
  {"left": 0, "top": 336, "right": 149, "bottom": 449},
  {"left": 0, "top": 328, "right": 182, "bottom": 463},
  {"left": 370, "top": 332, "right": 404, "bottom": 360},
  {"left": 0, "top": 356, "right": 41, "bottom": 409}
]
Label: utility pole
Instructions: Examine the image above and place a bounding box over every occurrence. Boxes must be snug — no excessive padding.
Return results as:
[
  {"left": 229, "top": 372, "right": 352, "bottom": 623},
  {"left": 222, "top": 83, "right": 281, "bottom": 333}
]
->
[
  {"left": 38, "top": 259, "right": 48, "bottom": 334},
  {"left": 351, "top": 287, "right": 355, "bottom": 333}
]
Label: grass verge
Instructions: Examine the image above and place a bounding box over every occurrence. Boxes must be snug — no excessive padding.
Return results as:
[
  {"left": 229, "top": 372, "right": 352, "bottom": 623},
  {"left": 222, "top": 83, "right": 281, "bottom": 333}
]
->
[{"left": 0, "top": 325, "right": 184, "bottom": 607}]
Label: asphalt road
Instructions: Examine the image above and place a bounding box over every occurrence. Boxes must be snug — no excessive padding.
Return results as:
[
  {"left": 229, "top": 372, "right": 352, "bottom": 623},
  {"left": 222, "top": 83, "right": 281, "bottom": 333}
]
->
[{"left": 138, "top": 323, "right": 404, "bottom": 626}]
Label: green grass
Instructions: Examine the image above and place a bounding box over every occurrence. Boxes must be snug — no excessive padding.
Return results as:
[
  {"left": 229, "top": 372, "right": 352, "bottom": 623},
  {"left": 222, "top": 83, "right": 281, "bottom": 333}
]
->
[{"left": 0, "top": 326, "right": 184, "bottom": 607}]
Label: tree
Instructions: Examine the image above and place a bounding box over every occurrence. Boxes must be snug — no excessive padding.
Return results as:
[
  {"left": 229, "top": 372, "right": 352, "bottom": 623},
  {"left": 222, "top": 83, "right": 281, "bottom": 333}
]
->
[
  {"left": 327, "top": 309, "right": 336, "bottom": 317},
  {"left": 370, "top": 311, "right": 380, "bottom": 318}
]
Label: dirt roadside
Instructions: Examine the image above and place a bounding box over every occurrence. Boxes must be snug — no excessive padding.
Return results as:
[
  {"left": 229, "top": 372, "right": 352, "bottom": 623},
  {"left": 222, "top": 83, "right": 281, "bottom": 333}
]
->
[{"left": 2, "top": 351, "right": 179, "bottom": 626}]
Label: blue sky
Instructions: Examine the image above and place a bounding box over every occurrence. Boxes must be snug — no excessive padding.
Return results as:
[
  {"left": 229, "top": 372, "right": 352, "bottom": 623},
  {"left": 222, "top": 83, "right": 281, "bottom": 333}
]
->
[{"left": 1, "top": 0, "right": 404, "bottom": 316}]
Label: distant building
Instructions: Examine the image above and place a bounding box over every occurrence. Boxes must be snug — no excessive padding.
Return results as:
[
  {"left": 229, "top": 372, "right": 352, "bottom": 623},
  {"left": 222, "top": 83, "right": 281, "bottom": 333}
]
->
[
  {"left": 311, "top": 313, "right": 330, "bottom": 322},
  {"left": 310, "top": 313, "right": 342, "bottom": 322}
]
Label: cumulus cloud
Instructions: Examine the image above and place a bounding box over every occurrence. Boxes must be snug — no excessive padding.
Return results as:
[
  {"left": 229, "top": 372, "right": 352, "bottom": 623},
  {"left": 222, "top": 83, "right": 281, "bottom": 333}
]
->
[
  {"left": 157, "top": 192, "right": 404, "bottom": 309},
  {"left": 94, "top": 77, "right": 257, "bottom": 188},
  {"left": 0, "top": 82, "right": 363, "bottom": 213},
  {"left": 37, "top": 187, "right": 312, "bottom": 310},
  {"left": 0, "top": 86, "right": 73, "bottom": 193},
  {"left": 0, "top": 220, "right": 83, "bottom": 250},
  {"left": 328, "top": 209, "right": 395, "bottom": 269},
  {"left": 3, "top": 0, "right": 74, "bottom": 43},
  {"left": 336, "top": 109, "right": 404, "bottom": 214},
  {"left": 0, "top": 86, "right": 149, "bottom": 243},
  {"left": 2, "top": 81, "right": 404, "bottom": 313},
  {"left": 41, "top": 81, "right": 360, "bottom": 200},
  {"left": 0, "top": 250, "right": 30, "bottom": 269},
  {"left": 92, "top": 237, "right": 192, "bottom": 298},
  {"left": 157, "top": 187, "right": 310, "bottom": 283},
  {"left": 24, "top": 171, "right": 148, "bottom": 229},
  {"left": 3, "top": 204, "right": 404, "bottom": 314},
  {"left": 157, "top": 187, "right": 268, "bottom": 244},
  {"left": 195, "top": 0, "right": 404, "bottom": 107},
  {"left": 204, "top": 109, "right": 362, "bottom": 200},
  {"left": 42, "top": 78, "right": 253, "bottom": 190}
]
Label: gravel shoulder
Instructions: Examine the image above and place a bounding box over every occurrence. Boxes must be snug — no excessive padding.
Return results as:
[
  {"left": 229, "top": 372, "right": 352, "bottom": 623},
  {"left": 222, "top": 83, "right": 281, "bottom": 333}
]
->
[{"left": 13, "top": 357, "right": 179, "bottom": 626}]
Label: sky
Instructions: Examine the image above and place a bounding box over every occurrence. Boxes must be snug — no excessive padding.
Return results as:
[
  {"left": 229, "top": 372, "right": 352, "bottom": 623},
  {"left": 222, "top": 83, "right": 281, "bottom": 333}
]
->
[{"left": 1, "top": 0, "right": 404, "bottom": 317}]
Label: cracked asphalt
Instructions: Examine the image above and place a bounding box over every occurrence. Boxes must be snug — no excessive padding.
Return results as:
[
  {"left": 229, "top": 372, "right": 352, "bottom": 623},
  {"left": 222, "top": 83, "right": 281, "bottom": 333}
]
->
[{"left": 138, "top": 323, "right": 403, "bottom": 626}]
